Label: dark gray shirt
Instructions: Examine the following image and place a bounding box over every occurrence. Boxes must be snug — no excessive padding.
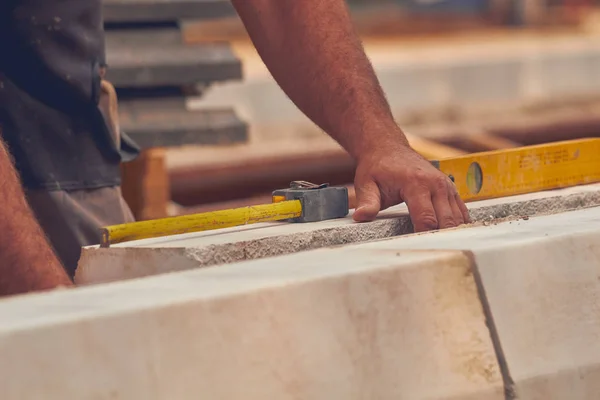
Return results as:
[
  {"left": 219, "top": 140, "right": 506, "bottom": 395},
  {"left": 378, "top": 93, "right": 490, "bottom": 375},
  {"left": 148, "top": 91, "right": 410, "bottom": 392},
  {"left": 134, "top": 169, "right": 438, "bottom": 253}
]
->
[{"left": 0, "top": 0, "right": 126, "bottom": 190}]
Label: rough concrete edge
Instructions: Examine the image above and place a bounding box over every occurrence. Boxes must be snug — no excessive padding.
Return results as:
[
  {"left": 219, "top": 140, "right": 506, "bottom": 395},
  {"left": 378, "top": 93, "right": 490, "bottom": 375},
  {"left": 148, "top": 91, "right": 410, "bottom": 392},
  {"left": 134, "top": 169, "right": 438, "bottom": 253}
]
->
[
  {"left": 75, "top": 247, "right": 202, "bottom": 284},
  {"left": 185, "top": 188, "right": 600, "bottom": 267},
  {"left": 76, "top": 188, "right": 600, "bottom": 285}
]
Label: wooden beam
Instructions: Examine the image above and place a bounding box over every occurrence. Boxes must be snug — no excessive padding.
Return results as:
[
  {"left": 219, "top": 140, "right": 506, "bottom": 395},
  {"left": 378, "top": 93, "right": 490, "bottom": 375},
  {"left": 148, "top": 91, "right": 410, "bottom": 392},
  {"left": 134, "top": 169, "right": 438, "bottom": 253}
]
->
[
  {"left": 170, "top": 147, "right": 356, "bottom": 207},
  {"left": 405, "top": 134, "right": 467, "bottom": 159},
  {"left": 180, "top": 6, "right": 496, "bottom": 44},
  {"left": 488, "top": 109, "right": 600, "bottom": 145},
  {"left": 121, "top": 148, "right": 170, "bottom": 221},
  {"left": 169, "top": 136, "right": 464, "bottom": 207},
  {"left": 434, "top": 132, "right": 521, "bottom": 153}
]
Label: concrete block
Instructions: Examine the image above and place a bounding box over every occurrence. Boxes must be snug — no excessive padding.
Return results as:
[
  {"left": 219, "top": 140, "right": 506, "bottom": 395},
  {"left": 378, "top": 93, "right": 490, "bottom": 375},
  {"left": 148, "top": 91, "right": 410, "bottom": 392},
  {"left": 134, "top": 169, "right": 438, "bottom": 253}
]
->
[
  {"left": 6, "top": 195, "right": 600, "bottom": 398},
  {"left": 471, "top": 221, "right": 600, "bottom": 399},
  {"left": 360, "top": 206, "right": 600, "bottom": 399},
  {"left": 76, "top": 183, "right": 600, "bottom": 285},
  {"left": 0, "top": 249, "right": 504, "bottom": 400}
]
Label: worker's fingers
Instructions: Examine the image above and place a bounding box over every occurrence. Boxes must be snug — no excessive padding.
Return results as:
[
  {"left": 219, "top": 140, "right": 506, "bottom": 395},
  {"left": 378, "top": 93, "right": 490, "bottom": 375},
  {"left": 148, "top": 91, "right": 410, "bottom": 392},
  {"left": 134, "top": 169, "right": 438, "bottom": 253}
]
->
[
  {"left": 455, "top": 192, "right": 471, "bottom": 224},
  {"left": 448, "top": 190, "right": 465, "bottom": 226},
  {"left": 353, "top": 179, "right": 382, "bottom": 222},
  {"left": 430, "top": 180, "right": 458, "bottom": 230},
  {"left": 404, "top": 189, "right": 438, "bottom": 232}
]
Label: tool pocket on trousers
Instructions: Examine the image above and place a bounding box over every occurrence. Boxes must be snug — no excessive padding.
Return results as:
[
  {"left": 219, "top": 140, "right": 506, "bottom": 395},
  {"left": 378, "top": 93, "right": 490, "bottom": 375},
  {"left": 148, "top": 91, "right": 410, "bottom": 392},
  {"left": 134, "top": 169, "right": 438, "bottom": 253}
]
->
[
  {"left": 95, "top": 62, "right": 141, "bottom": 162},
  {"left": 98, "top": 79, "right": 121, "bottom": 150}
]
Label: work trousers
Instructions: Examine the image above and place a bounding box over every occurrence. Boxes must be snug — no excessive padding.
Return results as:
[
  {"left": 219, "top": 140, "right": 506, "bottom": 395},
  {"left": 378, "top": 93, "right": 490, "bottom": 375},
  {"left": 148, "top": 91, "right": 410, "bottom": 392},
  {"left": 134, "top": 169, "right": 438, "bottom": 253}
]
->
[
  {"left": 23, "top": 79, "right": 134, "bottom": 278},
  {"left": 26, "top": 187, "right": 134, "bottom": 278}
]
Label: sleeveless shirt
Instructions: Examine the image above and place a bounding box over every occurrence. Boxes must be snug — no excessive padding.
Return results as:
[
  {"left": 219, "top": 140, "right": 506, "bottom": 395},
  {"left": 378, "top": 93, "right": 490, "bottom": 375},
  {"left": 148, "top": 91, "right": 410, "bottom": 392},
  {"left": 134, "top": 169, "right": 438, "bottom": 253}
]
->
[{"left": 0, "top": 0, "right": 137, "bottom": 190}]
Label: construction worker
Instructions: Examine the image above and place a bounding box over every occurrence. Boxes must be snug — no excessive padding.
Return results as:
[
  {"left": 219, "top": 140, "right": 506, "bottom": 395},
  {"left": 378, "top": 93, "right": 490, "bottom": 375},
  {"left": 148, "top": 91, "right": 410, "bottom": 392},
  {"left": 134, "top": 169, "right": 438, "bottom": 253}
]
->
[
  {"left": 0, "top": 0, "right": 470, "bottom": 296},
  {"left": 0, "top": 0, "right": 137, "bottom": 291},
  {"left": 0, "top": 138, "right": 73, "bottom": 295}
]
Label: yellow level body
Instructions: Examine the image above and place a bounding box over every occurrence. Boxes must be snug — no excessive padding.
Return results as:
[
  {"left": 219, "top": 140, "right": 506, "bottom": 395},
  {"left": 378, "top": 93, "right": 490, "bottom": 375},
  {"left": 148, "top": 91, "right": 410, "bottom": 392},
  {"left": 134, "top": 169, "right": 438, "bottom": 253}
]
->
[
  {"left": 101, "top": 138, "right": 600, "bottom": 247},
  {"left": 436, "top": 138, "right": 600, "bottom": 202},
  {"left": 101, "top": 200, "right": 302, "bottom": 247}
]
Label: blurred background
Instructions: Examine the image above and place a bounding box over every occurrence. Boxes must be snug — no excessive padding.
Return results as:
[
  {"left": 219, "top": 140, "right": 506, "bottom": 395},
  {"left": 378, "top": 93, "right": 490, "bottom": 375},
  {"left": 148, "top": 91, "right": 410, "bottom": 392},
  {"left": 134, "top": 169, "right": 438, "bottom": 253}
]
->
[{"left": 103, "top": 0, "right": 600, "bottom": 220}]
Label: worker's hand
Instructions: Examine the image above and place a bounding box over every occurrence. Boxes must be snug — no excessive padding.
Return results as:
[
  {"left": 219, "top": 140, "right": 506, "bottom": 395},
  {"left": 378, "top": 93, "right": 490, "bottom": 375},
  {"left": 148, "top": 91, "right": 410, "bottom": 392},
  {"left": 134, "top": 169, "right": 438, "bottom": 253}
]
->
[{"left": 353, "top": 144, "right": 471, "bottom": 232}]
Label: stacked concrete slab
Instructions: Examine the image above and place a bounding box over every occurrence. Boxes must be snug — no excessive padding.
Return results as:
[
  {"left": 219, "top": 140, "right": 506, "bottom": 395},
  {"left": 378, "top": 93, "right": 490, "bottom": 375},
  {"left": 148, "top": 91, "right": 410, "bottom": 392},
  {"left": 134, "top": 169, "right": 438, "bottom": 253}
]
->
[
  {"left": 103, "top": 0, "right": 248, "bottom": 148},
  {"left": 1, "top": 185, "right": 600, "bottom": 398}
]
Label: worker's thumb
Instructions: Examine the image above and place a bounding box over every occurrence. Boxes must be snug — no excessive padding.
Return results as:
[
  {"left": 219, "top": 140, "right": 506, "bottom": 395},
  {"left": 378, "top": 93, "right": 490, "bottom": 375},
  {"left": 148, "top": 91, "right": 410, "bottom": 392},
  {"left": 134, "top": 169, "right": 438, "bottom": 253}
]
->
[{"left": 353, "top": 179, "right": 381, "bottom": 222}]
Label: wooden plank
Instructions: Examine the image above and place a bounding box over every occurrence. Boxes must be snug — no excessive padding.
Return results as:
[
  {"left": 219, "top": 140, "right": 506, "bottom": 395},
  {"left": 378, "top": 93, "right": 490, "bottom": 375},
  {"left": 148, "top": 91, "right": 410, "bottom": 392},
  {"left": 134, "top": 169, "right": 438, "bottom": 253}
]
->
[
  {"left": 121, "top": 148, "right": 170, "bottom": 221},
  {"left": 119, "top": 98, "right": 248, "bottom": 148},
  {"left": 103, "top": 0, "right": 237, "bottom": 23},
  {"left": 180, "top": 4, "right": 497, "bottom": 44},
  {"left": 104, "top": 29, "right": 242, "bottom": 87},
  {"left": 170, "top": 147, "right": 356, "bottom": 206},
  {"left": 169, "top": 136, "right": 464, "bottom": 206},
  {"left": 408, "top": 99, "right": 600, "bottom": 151}
]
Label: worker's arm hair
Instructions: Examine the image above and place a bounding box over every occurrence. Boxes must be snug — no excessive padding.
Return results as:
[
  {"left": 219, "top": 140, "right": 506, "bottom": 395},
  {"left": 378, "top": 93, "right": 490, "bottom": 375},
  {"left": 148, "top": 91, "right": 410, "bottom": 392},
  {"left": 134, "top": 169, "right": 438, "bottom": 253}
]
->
[
  {"left": 0, "top": 136, "right": 72, "bottom": 296},
  {"left": 231, "top": 0, "right": 409, "bottom": 161}
]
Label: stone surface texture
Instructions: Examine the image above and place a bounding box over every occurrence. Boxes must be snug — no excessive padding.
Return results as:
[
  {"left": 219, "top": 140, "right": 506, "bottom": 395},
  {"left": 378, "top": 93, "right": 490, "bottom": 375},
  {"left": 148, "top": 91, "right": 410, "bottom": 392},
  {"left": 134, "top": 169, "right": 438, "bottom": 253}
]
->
[
  {"left": 357, "top": 206, "right": 600, "bottom": 399},
  {"left": 76, "top": 183, "right": 600, "bottom": 285},
  {"left": 3, "top": 204, "right": 600, "bottom": 398},
  {"left": 0, "top": 250, "right": 504, "bottom": 400}
]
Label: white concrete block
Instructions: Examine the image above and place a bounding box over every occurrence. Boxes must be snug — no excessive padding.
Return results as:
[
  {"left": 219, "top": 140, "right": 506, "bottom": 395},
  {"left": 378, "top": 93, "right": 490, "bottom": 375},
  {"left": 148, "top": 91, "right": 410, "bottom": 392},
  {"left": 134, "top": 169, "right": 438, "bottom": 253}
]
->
[
  {"left": 469, "top": 224, "right": 600, "bottom": 399},
  {"left": 76, "top": 183, "right": 600, "bottom": 285},
  {"left": 5, "top": 195, "right": 600, "bottom": 398},
  {"left": 0, "top": 249, "right": 504, "bottom": 400},
  {"left": 360, "top": 206, "right": 600, "bottom": 399}
]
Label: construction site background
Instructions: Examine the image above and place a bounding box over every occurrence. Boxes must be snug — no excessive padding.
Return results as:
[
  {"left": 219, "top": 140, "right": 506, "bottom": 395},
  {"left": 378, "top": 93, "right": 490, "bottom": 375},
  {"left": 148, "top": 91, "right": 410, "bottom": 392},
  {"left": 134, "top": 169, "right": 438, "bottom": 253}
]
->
[{"left": 106, "top": 0, "right": 600, "bottom": 219}]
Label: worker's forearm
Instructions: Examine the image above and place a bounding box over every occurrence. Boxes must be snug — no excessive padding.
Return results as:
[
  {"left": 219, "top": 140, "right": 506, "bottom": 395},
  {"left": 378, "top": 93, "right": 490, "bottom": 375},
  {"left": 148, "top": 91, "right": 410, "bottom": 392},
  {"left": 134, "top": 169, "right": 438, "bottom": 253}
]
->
[
  {"left": 231, "top": 0, "right": 409, "bottom": 161},
  {"left": 0, "top": 137, "right": 72, "bottom": 296}
]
